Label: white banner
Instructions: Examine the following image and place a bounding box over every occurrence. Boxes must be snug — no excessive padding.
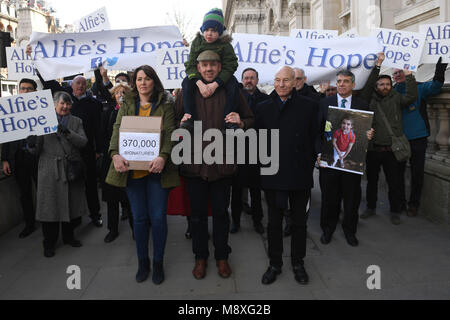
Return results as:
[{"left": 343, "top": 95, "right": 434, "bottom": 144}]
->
[
  {"left": 420, "top": 22, "right": 450, "bottom": 64},
  {"left": 29, "top": 26, "right": 183, "bottom": 81},
  {"left": 233, "top": 33, "right": 383, "bottom": 89},
  {"left": 154, "top": 34, "right": 382, "bottom": 90},
  {"left": 371, "top": 28, "right": 426, "bottom": 71},
  {"left": 74, "top": 7, "right": 110, "bottom": 33},
  {"left": 6, "top": 46, "right": 38, "bottom": 81},
  {"left": 290, "top": 29, "right": 338, "bottom": 40},
  {"left": 156, "top": 47, "right": 189, "bottom": 89},
  {"left": 339, "top": 29, "right": 359, "bottom": 38},
  {"left": 0, "top": 90, "right": 58, "bottom": 144}
]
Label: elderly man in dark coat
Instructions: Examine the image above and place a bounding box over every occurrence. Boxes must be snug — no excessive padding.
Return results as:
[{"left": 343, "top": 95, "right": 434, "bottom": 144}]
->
[{"left": 256, "top": 66, "right": 319, "bottom": 285}]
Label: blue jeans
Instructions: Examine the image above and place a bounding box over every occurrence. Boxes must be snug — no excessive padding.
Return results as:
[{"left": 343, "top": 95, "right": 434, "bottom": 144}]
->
[{"left": 126, "top": 174, "right": 169, "bottom": 262}]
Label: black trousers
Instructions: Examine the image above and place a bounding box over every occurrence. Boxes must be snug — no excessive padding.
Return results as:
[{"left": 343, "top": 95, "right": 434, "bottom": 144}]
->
[
  {"left": 231, "top": 181, "right": 263, "bottom": 226},
  {"left": 83, "top": 151, "right": 100, "bottom": 219},
  {"left": 366, "top": 150, "right": 403, "bottom": 213},
  {"left": 14, "top": 152, "right": 38, "bottom": 228},
  {"left": 107, "top": 196, "right": 133, "bottom": 233},
  {"left": 185, "top": 177, "right": 232, "bottom": 261},
  {"left": 320, "top": 168, "right": 361, "bottom": 236},
  {"left": 399, "top": 137, "right": 427, "bottom": 209},
  {"left": 265, "top": 189, "right": 308, "bottom": 268},
  {"left": 41, "top": 221, "right": 74, "bottom": 249}
]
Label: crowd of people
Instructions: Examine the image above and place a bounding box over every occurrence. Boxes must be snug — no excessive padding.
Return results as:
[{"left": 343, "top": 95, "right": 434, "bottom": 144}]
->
[{"left": 1, "top": 8, "right": 447, "bottom": 286}]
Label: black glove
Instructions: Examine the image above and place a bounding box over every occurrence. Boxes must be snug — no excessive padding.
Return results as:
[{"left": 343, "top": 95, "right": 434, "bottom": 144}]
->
[
  {"left": 57, "top": 124, "right": 70, "bottom": 135},
  {"left": 26, "top": 135, "right": 38, "bottom": 148},
  {"left": 433, "top": 57, "right": 448, "bottom": 83}
]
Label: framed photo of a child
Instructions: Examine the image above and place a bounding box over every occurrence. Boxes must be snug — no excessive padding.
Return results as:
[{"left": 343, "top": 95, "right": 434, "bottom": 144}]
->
[{"left": 320, "top": 107, "right": 374, "bottom": 175}]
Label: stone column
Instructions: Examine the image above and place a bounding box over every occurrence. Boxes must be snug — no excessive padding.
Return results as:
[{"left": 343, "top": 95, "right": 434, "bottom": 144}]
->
[{"left": 433, "top": 105, "right": 449, "bottom": 160}]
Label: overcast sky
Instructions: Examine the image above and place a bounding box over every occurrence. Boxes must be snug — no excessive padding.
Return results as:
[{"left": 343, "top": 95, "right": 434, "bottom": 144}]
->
[{"left": 46, "top": 0, "right": 223, "bottom": 40}]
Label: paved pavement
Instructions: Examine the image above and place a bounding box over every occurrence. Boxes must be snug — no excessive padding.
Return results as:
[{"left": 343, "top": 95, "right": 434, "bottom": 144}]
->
[{"left": 1, "top": 171, "right": 450, "bottom": 300}]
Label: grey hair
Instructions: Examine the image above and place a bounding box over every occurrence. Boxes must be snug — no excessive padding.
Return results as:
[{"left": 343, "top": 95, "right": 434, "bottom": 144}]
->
[
  {"left": 53, "top": 91, "right": 73, "bottom": 105},
  {"left": 336, "top": 69, "right": 355, "bottom": 83},
  {"left": 293, "top": 67, "right": 306, "bottom": 77}
]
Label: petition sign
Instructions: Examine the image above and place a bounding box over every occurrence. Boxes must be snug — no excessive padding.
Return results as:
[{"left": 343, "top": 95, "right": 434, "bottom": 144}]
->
[
  {"left": 6, "top": 46, "right": 38, "bottom": 81},
  {"left": 29, "top": 26, "right": 183, "bottom": 80},
  {"left": 420, "top": 22, "right": 450, "bottom": 63},
  {"left": 0, "top": 90, "right": 58, "bottom": 144},
  {"left": 371, "top": 28, "right": 426, "bottom": 70},
  {"left": 74, "top": 7, "right": 110, "bottom": 33},
  {"left": 156, "top": 47, "right": 189, "bottom": 89}
]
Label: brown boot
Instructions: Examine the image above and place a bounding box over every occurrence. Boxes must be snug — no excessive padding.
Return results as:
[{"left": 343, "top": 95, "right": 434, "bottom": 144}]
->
[
  {"left": 216, "top": 260, "right": 232, "bottom": 278},
  {"left": 407, "top": 206, "right": 418, "bottom": 217},
  {"left": 192, "top": 259, "right": 207, "bottom": 279}
]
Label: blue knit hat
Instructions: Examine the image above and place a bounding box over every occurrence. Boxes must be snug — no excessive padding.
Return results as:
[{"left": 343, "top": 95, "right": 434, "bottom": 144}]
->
[{"left": 200, "top": 8, "right": 225, "bottom": 36}]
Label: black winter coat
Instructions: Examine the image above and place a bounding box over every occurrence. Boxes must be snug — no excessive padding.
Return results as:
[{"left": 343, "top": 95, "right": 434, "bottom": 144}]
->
[{"left": 256, "top": 88, "right": 319, "bottom": 191}]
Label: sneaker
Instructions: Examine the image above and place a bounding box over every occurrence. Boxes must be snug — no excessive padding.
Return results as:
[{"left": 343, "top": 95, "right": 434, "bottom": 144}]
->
[
  {"left": 360, "top": 208, "right": 376, "bottom": 219},
  {"left": 390, "top": 213, "right": 401, "bottom": 225}
]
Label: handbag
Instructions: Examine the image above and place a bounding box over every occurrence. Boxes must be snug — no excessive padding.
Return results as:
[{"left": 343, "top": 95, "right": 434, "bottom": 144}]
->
[
  {"left": 376, "top": 105, "right": 411, "bottom": 162},
  {"left": 57, "top": 135, "right": 86, "bottom": 182}
]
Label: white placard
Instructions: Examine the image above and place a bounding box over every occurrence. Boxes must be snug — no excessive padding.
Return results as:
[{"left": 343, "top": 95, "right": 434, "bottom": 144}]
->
[
  {"left": 371, "top": 28, "right": 426, "bottom": 71},
  {"left": 29, "top": 26, "right": 183, "bottom": 81},
  {"left": 74, "top": 7, "right": 110, "bottom": 33},
  {"left": 290, "top": 29, "right": 338, "bottom": 40},
  {"left": 119, "top": 132, "right": 160, "bottom": 162},
  {"left": 156, "top": 47, "right": 189, "bottom": 89},
  {"left": 420, "top": 22, "right": 450, "bottom": 64},
  {"left": 0, "top": 90, "right": 57, "bottom": 144},
  {"left": 6, "top": 46, "right": 38, "bottom": 80}
]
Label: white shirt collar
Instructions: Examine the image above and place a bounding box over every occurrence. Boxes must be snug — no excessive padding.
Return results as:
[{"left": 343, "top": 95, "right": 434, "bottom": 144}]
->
[{"left": 337, "top": 94, "right": 352, "bottom": 109}]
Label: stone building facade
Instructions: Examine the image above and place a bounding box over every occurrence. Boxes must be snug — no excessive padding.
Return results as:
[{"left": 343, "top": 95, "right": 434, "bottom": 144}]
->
[
  {"left": 223, "top": 0, "right": 450, "bottom": 36},
  {"left": 223, "top": 0, "right": 450, "bottom": 224}
]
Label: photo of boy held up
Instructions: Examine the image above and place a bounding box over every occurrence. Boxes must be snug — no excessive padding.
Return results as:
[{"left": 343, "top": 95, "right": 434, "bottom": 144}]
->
[
  {"left": 332, "top": 117, "right": 356, "bottom": 168},
  {"left": 320, "top": 107, "right": 374, "bottom": 175}
]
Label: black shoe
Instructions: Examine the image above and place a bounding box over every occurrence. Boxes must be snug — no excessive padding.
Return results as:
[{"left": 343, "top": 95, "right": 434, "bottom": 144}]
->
[
  {"left": 254, "top": 222, "right": 264, "bottom": 234},
  {"left": 63, "top": 239, "right": 83, "bottom": 247},
  {"left": 345, "top": 234, "right": 359, "bottom": 247},
  {"left": 152, "top": 261, "right": 165, "bottom": 285},
  {"left": 104, "top": 231, "right": 119, "bottom": 243},
  {"left": 320, "top": 233, "right": 332, "bottom": 245},
  {"left": 44, "top": 248, "right": 55, "bottom": 258},
  {"left": 230, "top": 222, "right": 240, "bottom": 234},
  {"left": 136, "top": 257, "right": 150, "bottom": 283},
  {"left": 293, "top": 264, "right": 309, "bottom": 285},
  {"left": 19, "top": 225, "right": 36, "bottom": 238},
  {"left": 91, "top": 217, "right": 103, "bottom": 228},
  {"left": 262, "top": 266, "right": 281, "bottom": 285},
  {"left": 180, "top": 118, "right": 194, "bottom": 131}
]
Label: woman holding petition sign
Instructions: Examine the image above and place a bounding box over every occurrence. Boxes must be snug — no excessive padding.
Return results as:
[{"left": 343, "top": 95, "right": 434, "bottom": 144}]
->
[
  {"left": 105, "top": 65, "right": 179, "bottom": 285},
  {"left": 29, "top": 91, "right": 88, "bottom": 258}
]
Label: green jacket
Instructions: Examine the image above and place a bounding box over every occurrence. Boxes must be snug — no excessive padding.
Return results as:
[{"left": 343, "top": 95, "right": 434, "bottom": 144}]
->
[
  {"left": 184, "top": 32, "right": 238, "bottom": 86},
  {"left": 105, "top": 91, "right": 180, "bottom": 189},
  {"left": 369, "top": 74, "right": 418, "bottom": 147}
]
